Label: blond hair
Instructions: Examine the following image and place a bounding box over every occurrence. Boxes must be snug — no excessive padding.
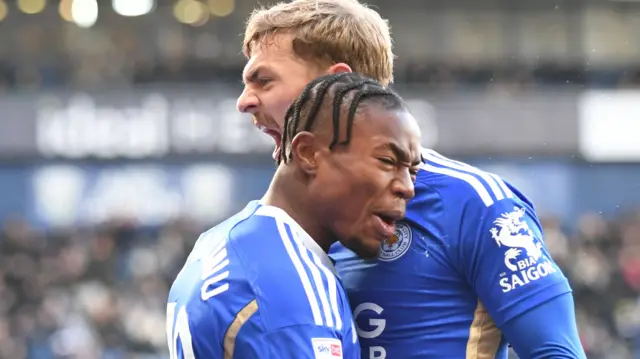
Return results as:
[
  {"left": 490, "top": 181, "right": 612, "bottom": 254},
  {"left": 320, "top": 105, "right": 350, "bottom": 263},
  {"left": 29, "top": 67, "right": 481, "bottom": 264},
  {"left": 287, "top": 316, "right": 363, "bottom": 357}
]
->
[{"left": 243, "top": 0, "right": 394, "bottom": 85}]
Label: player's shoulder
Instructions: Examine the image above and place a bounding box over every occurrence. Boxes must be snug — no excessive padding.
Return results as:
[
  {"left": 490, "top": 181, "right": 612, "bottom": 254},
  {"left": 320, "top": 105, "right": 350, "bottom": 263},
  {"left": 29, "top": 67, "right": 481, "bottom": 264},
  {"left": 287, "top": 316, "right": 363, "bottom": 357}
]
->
[
  {"left": 168, "top": 202, "right": 264, "bottom": 321},
  {"left": 168, "top": 201, "right": 311, "bottom": 348},
  {"left": 417, "top": 149, "right": 531, "bottom": 210},
  {"left": 188, "top": 201, "right": 286, "bottom": 265},
  {"left": 172, "top": 201, "right": 260, "bottom": 268},
  {"left": 173, "top": 202, "right": 348, "bottom": 333},
  {"left": 225, "top": 205, "right": 287, "bottom": 246},
  {"left": 227, "top": 205, "right": 349, "bottom": 333}
]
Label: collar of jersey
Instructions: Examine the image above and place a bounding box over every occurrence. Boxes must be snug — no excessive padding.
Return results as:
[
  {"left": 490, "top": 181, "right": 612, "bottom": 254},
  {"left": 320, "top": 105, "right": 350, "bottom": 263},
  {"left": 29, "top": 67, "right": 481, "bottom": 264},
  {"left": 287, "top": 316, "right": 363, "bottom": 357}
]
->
[{"left": 254, "top": 204, "right": 337, "bottom": 275}]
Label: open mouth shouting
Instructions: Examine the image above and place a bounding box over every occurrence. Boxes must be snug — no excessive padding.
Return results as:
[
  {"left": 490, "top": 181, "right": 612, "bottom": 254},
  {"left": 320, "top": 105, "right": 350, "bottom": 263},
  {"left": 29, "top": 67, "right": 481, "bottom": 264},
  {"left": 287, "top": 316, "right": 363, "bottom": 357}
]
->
[{"left": 253, "top": 116, "right": 283, "bottom": 160}]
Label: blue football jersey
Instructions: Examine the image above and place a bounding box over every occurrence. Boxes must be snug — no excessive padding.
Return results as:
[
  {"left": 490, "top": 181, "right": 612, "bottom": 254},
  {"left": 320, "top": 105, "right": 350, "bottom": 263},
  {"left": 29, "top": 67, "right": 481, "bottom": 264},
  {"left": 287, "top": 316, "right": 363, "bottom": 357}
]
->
[
  {"left": 168, "top": 201, "right": 360, "bottom": 359},
  {"left": 330, "top": 150, "right": 572, "bottom": 359}
]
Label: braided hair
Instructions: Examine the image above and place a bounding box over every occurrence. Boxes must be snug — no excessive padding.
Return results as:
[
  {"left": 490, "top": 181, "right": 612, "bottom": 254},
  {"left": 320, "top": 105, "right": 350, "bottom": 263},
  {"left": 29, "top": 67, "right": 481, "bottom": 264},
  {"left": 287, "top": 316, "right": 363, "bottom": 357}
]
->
[{"left": 278, "top": 72, "right": 405, "bottom": 165}]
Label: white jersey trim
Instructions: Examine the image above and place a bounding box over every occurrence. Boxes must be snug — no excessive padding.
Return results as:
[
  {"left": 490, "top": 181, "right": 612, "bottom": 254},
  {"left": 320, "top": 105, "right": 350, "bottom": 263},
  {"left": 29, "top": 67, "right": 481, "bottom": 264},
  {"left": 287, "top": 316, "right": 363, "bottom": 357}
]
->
[
  {"left": 313, "top": 253, "right": 343, "bottom": 331},
  {"left": 421, "top": 149, "right": 513, "bottom": 207},
  {"left": 255, "top": 205, "right": 342, "bottom": 330},
  {"left": 295, "top": 233, "right": 335, "bottom": 328},
  {"left": 274, "top": 216, "right": 324, "bottom": 326},
  {"left": 254, "top": 205, "right": 337, "bottom": 275}
]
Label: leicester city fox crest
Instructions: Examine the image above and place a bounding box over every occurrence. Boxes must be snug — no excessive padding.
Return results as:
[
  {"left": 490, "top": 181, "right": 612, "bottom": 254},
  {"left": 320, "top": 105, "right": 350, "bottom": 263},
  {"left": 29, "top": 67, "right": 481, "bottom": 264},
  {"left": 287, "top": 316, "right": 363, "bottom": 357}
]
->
[{"left": 379, "top": 222, "right": 412, "bottom": 262}]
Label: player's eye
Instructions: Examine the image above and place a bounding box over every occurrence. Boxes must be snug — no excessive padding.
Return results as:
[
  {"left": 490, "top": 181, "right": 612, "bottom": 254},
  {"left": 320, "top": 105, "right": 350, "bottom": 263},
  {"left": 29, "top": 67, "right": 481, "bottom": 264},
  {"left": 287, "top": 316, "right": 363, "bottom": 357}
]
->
[
  {"left": 409, "top": 167, "right": 419, "bottom": 182},
  {"left": 258, "top": 78, "right": 272, "bottom": 86},
  {"left": 378, "top": 157, "right": 395, "bottom": 166}
]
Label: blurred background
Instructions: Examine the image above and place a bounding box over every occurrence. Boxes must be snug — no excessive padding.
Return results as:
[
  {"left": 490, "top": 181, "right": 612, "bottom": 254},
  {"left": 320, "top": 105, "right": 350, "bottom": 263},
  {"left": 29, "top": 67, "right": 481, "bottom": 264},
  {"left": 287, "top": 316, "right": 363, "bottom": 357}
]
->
[{"left": 0, "top": 0, "right": 638, "bottom": 358}]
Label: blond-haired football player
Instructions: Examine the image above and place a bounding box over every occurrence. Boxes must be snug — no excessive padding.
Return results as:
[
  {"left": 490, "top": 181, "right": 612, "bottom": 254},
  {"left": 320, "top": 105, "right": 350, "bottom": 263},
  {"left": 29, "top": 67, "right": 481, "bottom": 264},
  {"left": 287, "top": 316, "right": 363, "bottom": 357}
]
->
[
  {"left": 236, "top": 1, "right": 586, "bottom": 358},
  {"left": 238, "top": 0, "right": 393, "bottom": 160}
]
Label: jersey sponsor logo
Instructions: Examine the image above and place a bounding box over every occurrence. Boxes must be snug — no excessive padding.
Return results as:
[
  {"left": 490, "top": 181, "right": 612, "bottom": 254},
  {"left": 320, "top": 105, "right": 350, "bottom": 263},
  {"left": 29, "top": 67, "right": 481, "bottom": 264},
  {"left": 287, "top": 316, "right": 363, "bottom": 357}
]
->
[
  {"left": 311, "top": 338, "right": 343, "bottom": 359},
  {"left": 354, "top": 303, "right": 387, "bottom": 359},
  {"left": 491, "top": 206, "right": 558, "bottom": 293},
  {"left": 379, "top": 222, "right": 412, "bottom": 262}
]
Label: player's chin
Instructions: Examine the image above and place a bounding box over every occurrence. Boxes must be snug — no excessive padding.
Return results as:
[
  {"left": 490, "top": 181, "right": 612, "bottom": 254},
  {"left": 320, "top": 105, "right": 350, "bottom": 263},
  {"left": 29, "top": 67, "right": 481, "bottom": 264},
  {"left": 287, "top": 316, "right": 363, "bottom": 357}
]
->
[{"left": 347, "top": 237, "right": 382, "bottom": 260}]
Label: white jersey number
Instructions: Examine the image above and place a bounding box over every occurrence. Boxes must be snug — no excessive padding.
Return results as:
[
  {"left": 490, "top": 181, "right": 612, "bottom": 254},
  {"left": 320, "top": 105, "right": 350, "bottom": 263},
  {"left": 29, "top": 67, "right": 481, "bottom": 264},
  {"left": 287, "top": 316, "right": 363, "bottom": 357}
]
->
[
  {"left": 166, "top": 303, "right": 195, "bottom": 359},
  {"left": 167, "top": 242, "right": 231, "bottom": 358}
]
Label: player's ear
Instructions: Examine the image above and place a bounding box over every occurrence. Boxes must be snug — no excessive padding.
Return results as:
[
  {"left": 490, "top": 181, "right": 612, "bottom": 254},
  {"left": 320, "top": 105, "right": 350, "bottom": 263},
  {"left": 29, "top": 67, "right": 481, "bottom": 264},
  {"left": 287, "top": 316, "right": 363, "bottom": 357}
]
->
[
  {"left": 290, "top": 131, "right": 319, "bottom": 175},
  {"left": 326, "top": 63, "right": 352, "bottom": 76}
]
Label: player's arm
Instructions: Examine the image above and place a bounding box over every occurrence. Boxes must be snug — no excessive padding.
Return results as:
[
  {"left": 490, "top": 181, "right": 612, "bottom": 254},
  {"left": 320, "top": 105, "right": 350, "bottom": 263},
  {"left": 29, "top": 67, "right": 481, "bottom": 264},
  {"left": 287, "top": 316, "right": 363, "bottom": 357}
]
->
[
  {"left": 501, "top": 293, "right": 584, "bottom": 359},
  {"left": 454, "top": 198, "right": 585, "bottom": 358},
  {"left": 227, "top": 282, "right": 359, "bottom": 358},
  {"left": 232, "top": 314, "right": 359, "bottom": 359}
]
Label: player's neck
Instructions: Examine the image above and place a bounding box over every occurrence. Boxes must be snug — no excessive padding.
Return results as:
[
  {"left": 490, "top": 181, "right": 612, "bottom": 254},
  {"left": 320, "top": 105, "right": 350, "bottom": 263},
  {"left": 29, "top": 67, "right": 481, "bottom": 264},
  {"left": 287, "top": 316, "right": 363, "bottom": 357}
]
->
[{"left": 262, "top": 170, "right": 332, "bottom": 253}]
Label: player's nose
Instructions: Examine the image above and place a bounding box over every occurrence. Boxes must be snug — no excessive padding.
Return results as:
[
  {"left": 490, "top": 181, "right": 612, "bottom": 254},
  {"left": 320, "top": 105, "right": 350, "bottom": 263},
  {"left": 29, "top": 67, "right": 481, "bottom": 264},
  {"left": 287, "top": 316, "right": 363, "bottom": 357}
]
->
[
  {"left": 393, "top": 170, "right": 416, "bottom": 201},
  {"left": 237, "top": 89, "right": 259, "bottom": 114}
]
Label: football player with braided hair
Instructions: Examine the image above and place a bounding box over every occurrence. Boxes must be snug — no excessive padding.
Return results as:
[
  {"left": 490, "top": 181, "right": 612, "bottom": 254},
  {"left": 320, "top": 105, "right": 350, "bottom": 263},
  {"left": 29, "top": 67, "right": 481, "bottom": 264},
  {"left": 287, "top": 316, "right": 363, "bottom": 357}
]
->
[
  {"left": 172, "top": 0, "right": 586, "bottom": 358},
  {"left": 167, "top": 72, "right": 421, "bottom": 358}
]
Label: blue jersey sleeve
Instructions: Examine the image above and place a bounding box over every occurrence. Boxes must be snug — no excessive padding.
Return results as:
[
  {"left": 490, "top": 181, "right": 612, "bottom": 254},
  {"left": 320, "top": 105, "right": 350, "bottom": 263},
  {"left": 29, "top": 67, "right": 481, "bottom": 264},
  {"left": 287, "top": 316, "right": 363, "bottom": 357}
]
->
[
  {"left": 169, "top": 205, "right": 360, "bottom": 359},
  {"left": 501, "top": 293, "right": 586, "bottom": 359},
  {"left": 234, "top": 321, "right": 360, "bottom": 359},
  {"left": 230, "top": 281, "right": 360, "bottom": 359},
  {"left": 455, "top": 198, "right": 572, "bottom": 327},
  {"left": 219, "top": 212, "right": 360, "bottom": 359}
]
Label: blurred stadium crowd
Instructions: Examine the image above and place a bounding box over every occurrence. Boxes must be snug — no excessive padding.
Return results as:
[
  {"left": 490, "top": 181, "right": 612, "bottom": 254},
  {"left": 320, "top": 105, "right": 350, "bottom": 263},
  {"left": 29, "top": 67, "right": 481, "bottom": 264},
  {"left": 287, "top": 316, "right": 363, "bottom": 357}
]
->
[
  {"left": 0, "top": 217, "right": 201, "bottom": 359},
  {"left": 2, "top": 32, "right": 640, "bottom": 90},
  {"left": 1, "top": 0, "right": 639, "bottom": 91},
  {"left": 0, "top": 0, "right": 639, "bottom": 359}
]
